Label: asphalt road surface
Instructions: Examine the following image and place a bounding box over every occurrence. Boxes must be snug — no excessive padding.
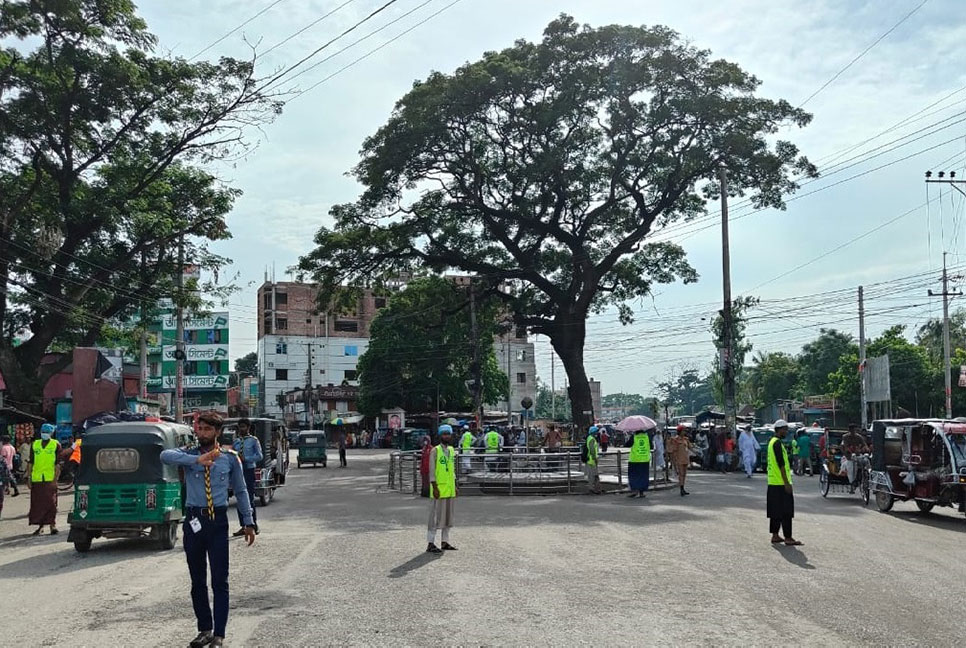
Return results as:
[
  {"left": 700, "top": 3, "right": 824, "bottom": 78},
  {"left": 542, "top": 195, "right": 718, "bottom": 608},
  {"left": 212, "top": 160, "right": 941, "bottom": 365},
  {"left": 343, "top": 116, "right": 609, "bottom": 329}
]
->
[{"left": 2, "top": 450, "right": 965, "bottom": 646}]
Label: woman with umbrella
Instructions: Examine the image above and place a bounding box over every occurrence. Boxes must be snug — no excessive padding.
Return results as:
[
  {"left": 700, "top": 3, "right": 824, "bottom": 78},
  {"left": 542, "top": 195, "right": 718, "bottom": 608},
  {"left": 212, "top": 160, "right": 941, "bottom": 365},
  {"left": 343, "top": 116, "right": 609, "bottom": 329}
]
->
[{"left": 618, "top": 416, "right": 655, "bottom": 499}]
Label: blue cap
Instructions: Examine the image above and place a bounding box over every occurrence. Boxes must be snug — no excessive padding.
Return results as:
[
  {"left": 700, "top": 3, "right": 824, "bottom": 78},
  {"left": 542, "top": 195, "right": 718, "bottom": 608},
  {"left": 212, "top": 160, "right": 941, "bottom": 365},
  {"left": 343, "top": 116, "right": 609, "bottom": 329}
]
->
[
  {"left": 438, "top": 424, "right": 453, "bottom": 435},
  {"left": 589, "top": 426, "right": 599, "bottom": 435},
  {"left": 40, "top": 423, "right": 56, "bottom": 434}
]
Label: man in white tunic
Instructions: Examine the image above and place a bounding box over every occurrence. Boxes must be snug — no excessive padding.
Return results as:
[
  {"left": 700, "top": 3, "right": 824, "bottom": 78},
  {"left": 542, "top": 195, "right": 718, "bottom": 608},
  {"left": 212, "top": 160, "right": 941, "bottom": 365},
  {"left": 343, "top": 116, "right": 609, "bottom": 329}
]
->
[{"left": 738, "top": 427, "right": 760, "bottom": 478}]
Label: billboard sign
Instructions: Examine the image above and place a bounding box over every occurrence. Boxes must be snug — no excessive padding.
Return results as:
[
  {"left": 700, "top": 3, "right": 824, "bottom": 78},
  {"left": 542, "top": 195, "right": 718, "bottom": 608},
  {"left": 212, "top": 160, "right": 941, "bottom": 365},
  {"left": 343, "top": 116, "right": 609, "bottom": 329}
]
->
[
  {"left": 162, "top": 345, "right": 228, "bottom": 362},
  {"left": 161, "top": 374, "right": 229, "bottom": 390},
  {"left": 161, "top": 312, "right": 228, "bottom": 331},
  {"left": 863, "top": 354, "right": 891, "bottom": 403}
]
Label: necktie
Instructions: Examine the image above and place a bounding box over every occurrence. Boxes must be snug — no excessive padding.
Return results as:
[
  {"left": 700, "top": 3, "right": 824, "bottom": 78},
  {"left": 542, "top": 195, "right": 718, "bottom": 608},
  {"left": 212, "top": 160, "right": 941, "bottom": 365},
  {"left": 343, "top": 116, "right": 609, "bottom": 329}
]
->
[{"left": 204, "top": 465, "right": 214, "bottom": 519}]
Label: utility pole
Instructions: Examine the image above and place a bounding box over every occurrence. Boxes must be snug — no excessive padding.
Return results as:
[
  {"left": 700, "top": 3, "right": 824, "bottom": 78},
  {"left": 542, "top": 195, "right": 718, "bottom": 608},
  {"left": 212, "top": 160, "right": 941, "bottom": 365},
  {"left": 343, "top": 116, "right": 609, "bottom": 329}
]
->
[
  {"left": 305, "top": 341, "right": 313, "bottom": 428},
  {"left": 858, "top": 285, "right": 867, "bottom": 429},
  {"left": 925, "top": 171, "right": 966, "bottom": 419},
  {"left": 506, "top": 332, "right": 512, "bottom": 427},
  {"left": 468, "top": 281, "right": 483, "bottom": 429},
  {"left": 719, "top": 165, "right": 736, "bottom": 435},
  {"left": 139, "top": 305, "right": 148, "bottom": 400},
  {"left": 928, "top": 253, "right": 961, "bottom": 419},
  {"left": 551, "top": 349, "right": 556, "bottom": 420},
  {"left": 175, "top": 236, "right": 185, "bottom": 423}
]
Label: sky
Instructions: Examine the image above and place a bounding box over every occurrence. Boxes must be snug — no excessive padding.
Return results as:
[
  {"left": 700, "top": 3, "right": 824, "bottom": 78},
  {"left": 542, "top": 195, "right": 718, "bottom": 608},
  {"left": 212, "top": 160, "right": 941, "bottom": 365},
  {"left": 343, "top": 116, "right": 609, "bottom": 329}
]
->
[{"left": 134, "top": 0, "right": 966, "bottom": 397}]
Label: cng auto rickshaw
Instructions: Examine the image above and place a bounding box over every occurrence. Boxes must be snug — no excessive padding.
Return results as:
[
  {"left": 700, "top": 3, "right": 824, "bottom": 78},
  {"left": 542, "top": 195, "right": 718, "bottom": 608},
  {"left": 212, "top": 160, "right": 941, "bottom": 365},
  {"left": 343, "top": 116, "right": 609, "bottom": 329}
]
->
[
  {"left": 67, "top": 422, "right": 195, "bottom": 553},
  {"left": 222, "top": 417, "right": 288, "bottom": 506},
  {"left": 297, "top": 429, "right": 327, "bottom": 468},
  {"left": 869, "top": 419, "right": 966, "bottom": 516}
]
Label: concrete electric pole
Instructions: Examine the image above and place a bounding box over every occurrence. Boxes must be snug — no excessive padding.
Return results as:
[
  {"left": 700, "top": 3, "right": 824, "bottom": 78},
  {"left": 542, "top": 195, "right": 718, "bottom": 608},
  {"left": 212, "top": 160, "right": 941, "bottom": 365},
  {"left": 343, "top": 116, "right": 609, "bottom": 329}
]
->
[
  {"left": 858, "top": 285, "right": 867, "bottom": 429},
  {"left": 719, "top": 165, "right": 736, "bottom": 434},
  {"left": 928, "top": 254, "right": 961, "bottom": 419}
]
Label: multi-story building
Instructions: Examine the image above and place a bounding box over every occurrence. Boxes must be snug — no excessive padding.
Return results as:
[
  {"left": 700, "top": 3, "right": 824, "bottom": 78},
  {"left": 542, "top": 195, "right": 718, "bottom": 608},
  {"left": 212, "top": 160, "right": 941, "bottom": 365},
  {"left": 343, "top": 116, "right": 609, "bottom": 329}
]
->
[
  {"left": 488, "top": 327, "right": 537, "bottom": 424},
  {"left": 257, "top": 281, "right": 380, "bottom": 419},
  {"left": 256, "top": 280, "right": 538, "bottom": 424},
  {"left": 146, "top": 310, "right": 230, "bottom": 414}
]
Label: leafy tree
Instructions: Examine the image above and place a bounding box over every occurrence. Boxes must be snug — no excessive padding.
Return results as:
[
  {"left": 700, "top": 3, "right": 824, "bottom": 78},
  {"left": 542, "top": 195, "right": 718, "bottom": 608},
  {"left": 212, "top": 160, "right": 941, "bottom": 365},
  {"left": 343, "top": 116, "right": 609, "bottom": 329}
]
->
[
  {"left": 355, "top": 277, "right": 508, "bottom": 417},
  {"left": 535, "top": 378, "right": 571, "bottom": 422},
  {"left": 298, "top": 15, "right": 815, "bottom": 429},
  {"left": 0, "top": 0, "right": 281, "bottom": 409},
  {"left": 798, "top": 329, "right": 856, "bottom": 395},
  {"left": 230, "top": 351, "right": 258, "bottom": 387},
  {"left": 655, "top": 366, "right": 715, "bottom": 414},
  {"left": 916, "top": 310, "right": 966, "bottom": 365},
  {"left": 744, "top": 351, "right": 801, "bottom": 408}
]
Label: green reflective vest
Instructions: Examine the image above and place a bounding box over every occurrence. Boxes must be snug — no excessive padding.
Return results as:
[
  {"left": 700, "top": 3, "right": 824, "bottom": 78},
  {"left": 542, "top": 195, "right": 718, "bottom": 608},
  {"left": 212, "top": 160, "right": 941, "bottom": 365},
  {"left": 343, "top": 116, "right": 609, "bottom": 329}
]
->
[
  {"left": 31, "top": 439, "right": 58, "bottom": 482},
  {"left": 586, "top": 435, "right": 599, "bottom": 466},
  {"left": 460, "top": 431, "right": 474, "bottom": 452},
  {"left": 485, "top": 431, "right": 501, "bottom": 454},
  {"left": 433, "top": 445, "right": 456, "bottom": 499},
  {"left": 629, "top": 432, "right": 651, "bottom": 463},
  {"left": 767, "top": 437, "right": 792, "bottom": 486}
]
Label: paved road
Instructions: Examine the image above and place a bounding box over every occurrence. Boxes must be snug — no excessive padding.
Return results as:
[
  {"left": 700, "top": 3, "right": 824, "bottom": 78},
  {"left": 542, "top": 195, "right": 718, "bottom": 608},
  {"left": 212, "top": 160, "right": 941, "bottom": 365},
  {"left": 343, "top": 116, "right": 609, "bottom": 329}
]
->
[{"left": 2, "top": 449, "right": 965, "bottom": 646}]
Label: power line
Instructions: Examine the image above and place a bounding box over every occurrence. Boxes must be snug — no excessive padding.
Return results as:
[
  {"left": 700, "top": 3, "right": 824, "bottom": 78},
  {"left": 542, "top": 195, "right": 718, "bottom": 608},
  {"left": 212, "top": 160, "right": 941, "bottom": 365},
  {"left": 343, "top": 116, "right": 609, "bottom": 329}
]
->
[
  {"left": 261, "top": 0, "right": 359, "bottom": 57},
  {"left": 190, "top": 0, "right": 290, "bottom": 60},
  {"left": 797, "top": 0, "right": 929, "bottom": 108}
]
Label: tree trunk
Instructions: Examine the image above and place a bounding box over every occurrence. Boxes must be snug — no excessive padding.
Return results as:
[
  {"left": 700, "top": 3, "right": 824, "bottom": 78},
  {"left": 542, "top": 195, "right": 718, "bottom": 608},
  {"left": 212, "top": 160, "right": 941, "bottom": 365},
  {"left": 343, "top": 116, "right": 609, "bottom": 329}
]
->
[{"left": 548, "top": 315, "right": 594, "bottom": 433}]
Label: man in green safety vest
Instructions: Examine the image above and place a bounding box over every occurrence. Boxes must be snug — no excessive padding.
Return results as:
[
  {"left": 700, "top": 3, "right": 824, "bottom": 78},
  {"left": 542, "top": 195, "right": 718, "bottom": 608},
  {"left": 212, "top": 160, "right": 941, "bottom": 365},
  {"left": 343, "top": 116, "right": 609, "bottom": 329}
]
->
[
  {"left": 584, "top": 426, "right": 601, "bottom": 494},
  {"left": 427, "top": 425, "right": 458, "bottom": 554},
  {"left": 767, "top": 420, "right": 803, "bottom": 546},
  {"left": 627, "top": 423, "right": 653, "bottom": 498},
  {"left": 484, "top": 427, "right": 503, "bottom": 472},
  {"left": 459, "top": 425, "right": 475, "bottom": 474}
]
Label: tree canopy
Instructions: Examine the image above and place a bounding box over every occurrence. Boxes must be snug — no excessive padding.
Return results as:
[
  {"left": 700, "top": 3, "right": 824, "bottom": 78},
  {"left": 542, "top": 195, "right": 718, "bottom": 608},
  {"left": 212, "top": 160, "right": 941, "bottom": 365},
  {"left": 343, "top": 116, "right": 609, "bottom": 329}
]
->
[
  {"left": 0, "top": 0, "right": 281, "bottom": 408},
  {"left": 299, "top": 15, "right": 814, "bottom": 429},
  {"left": 355, "top": 277, "right": 508, "bottom": 417}
]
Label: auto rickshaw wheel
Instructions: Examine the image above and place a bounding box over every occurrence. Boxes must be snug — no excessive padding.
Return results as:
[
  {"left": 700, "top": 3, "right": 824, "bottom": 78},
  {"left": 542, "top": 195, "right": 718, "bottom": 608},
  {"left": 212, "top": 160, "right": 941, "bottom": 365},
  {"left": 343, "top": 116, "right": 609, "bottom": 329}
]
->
[
  {"left": 915, "top": 500, "right": 935, "bottom": 514},
  {"left": 160, "top": 522, "right": 178, "bottom": 550},
  {"left": 297, "top": 458, "right": 302, "bottom": 468},
  {"left": 259, "top": 492, "right": 269, "bottom": 506},
  {"left": 875, "top": 491, "right": 895, "bottom": 512},
  {"left": 73, "top": 531, "right": 92, "bottom": 553},
  {"left": 322, "top": 459, "right": 327, "bottom": 468}
]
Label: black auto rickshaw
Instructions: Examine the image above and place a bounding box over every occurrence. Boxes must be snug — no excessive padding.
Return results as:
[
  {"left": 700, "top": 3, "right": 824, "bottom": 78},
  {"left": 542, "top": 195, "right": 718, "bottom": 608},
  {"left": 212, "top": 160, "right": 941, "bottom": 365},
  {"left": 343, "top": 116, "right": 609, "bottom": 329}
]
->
[
  {"left": 67, "top": 422, "right": 196, "bottom": 553},
  {"left": 222, "top": 417, "right": 288, "bottom": 505},
  {"left": 296, "top": 429, "right": 327, "bottom": 468}
]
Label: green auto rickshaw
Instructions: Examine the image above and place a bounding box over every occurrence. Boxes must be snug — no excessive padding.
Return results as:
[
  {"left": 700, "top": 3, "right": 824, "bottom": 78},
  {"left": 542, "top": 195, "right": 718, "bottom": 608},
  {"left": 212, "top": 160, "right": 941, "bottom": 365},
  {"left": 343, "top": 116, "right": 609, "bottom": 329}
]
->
[
  {"left": 67, "top": 421, "right": 195, "bottom": 553},
  {"left": 297, "top": 429, "right": 327, "bottom": 468}
]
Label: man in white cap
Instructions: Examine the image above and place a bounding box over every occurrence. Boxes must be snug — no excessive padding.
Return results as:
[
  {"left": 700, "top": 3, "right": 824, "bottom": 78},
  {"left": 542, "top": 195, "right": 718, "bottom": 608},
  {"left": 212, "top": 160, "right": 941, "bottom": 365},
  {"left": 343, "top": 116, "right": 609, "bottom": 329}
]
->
[
  {"left": 767, "top": 420, "right": 802, "bottom": 546},
  {"left": 426, "top": 424, "right": 458, "bottom": 554}
]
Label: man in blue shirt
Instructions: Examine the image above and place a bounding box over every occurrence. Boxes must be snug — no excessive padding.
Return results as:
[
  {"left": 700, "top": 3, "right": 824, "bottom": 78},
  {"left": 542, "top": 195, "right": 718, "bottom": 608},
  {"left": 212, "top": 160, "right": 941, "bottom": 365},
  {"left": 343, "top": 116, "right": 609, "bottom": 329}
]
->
[
  {"left": 161, "top": 411, "right": 255, "bottom": 648},
  {"left": 231, "top": 418, "right": 263, "bottom": 536}
]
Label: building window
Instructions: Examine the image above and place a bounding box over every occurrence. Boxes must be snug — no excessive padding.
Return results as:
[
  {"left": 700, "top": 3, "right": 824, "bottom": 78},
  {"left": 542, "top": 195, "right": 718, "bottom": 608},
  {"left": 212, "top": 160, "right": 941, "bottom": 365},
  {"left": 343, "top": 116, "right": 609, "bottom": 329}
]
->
[
  {"left": 374, "top": 297, "right": 387, "bottom": 308},
  {"left": 263, "top": 293, "right": 272, "bottom": 308},
  {"left": 275, "top": 342, "right": 287, "bottom": 354},
  {"left": 344, "top": 370, "right": 357, "bottom": 381},
  {"left": 275, "top": 292, "right": 288, "bottom": 305},
  {"left": 516, "top": 372, "right": 526, "bottom": 384},
  {"left": 306, "top": 318, "right": 312, "bottom": 324},
  {"left": 344, "top": 345, "right": 358, "bottom": 356},
  {"left": 276, "top": 318, "right": 287, "bottom": 331},
  {"left": 515, "top": 327, "right": 527, "bottom": 339},
  {"left": 334, "top": 320, "right": 358, "bottom": 332},
  {"left": 276, "top": 369, "right": 288, "bottom": 381},
  {"left": 516, "top": 349, "right": 527, "bottom": 362}
]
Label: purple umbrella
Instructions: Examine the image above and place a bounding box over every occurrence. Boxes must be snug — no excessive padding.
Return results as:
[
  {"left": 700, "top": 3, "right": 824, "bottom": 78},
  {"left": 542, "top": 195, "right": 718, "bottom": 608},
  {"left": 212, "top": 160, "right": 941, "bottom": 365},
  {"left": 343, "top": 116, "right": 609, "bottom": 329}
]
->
[{"left": 615, "top": 415, "right": 657, "bottom": 432}]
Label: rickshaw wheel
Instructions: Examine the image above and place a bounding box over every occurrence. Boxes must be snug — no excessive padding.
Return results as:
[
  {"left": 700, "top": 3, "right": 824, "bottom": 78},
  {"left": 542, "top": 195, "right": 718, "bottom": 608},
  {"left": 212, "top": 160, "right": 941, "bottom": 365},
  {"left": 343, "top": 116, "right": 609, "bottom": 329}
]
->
[
  {"left": 915, "top": 500, "right": 935, "bottom": 514},
  {"left": 160, "top": 522, "right": 178, "bottom": 550},
  {"left": 875, "top": 491, "right": 894, "bottom": 512},
  {"left": 820, "top": 470, "right": 830, "bottom": 498},
  {"left": 73, "top": 531, "right": 92, "bottom": 553},
  {"left": 861, "top": 476, "right": 870, "bottom": 506}
]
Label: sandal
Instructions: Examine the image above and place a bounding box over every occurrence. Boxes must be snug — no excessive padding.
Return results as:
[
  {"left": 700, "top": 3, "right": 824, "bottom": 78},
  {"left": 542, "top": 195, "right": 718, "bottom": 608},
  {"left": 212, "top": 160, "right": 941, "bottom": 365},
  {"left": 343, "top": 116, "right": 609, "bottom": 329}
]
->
[
  {"left": 770, "top": 537, "right": 785, "bottom": 544},
  {"left": 31, "top": 527, "right": 42, "bottom": 536},
  {"left": 784, "top": 539, "right": 804, "bottom": 546}
]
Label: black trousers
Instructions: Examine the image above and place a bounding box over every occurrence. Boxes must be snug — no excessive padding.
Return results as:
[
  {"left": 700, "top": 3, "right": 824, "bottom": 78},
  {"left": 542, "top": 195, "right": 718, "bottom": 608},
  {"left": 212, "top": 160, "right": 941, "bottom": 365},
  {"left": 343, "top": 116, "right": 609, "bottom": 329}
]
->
[
  {"left": 183, "top": 507, "right": 229, "bottom": 638},
  {"left": 339, "top": 447, "right": 347, "bottom": 466}
]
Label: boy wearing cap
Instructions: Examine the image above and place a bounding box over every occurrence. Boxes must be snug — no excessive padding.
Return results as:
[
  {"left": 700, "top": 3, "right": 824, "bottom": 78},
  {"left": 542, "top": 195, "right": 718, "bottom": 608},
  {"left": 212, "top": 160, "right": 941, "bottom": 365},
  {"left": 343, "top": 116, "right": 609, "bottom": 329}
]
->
[{"left": 427, "top": 425, "right": 458, "bottom": 554}]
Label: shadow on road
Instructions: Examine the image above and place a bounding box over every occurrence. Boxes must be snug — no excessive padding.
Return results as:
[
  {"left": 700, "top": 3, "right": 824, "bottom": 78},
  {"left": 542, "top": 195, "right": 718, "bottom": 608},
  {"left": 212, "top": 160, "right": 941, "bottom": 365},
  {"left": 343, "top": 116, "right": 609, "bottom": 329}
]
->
[
  {"left": 886, "top": 509, "right": 966, "bottom": 533},
  {"left": 772, "top": 544, "right": 815, "bottom": 570},
  {"left": 389, "top": 552, "right": 441, "bottom": 578},
  {"left": 0, "top": 538, "right": 162, "bottom": 579}
]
